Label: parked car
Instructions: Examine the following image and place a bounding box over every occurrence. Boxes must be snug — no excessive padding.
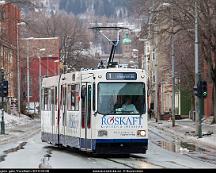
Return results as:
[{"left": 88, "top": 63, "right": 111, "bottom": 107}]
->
[{"left": 25, "top": 105, "right": 38, "bottom": 117}]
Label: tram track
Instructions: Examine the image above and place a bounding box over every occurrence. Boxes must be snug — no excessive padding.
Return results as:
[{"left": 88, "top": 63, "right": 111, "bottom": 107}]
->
[
  {"left": 105, "top": 158, "right": 137, "bottom": 169},
  {"left": 148, "top": 125, "right": 216, "bottom": 165},
  {"left": 104, "top": 155, "right": 162, "bottom": 169}
]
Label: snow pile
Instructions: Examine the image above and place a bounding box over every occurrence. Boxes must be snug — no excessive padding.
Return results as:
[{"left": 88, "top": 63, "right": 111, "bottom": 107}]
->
[
  {"left": 1, "top": 111, "right": 33, "bottom": 129},
  {"left": 198, "top": 134, "right": 216, "bottom": 148},
  {"left": 149, "top": 118, "right": 216, "bottom": 150},
  {"left": 179, "top": 147, "right": 189, "bottom": 154}
]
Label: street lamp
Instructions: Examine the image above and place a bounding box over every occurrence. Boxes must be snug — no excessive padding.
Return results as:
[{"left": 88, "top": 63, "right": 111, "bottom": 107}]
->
[
  {"left": 54, "top": 59, "right": 60, "bottom": 75},
  {"left": 139, "top": 38, "right": 148, "bottom": 71},
  {"left": 194, "top": 0, "right": 202, "bottom": 138},
  {"left": 26, "top": 37, "right": 34, "bottom": 111},
  {"left": 16, "top": 22, "right": 26, "bottom": 117},
  {"left": 160, "top": 80, "right": 165, "bottom": 115},
  {"left": 170, "top": 5, "right": 176, "bottom": 127},
  {"left": 38, "top": 48, "right": 46, "bottom": 115},
  {"left": 47, "top": 54, "right": 53, "bottom": 77}
]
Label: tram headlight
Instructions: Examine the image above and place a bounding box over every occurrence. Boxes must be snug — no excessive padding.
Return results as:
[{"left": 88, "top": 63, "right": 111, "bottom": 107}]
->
[
  {"left": 98, "top": 130, "right": 108, "bottom": 137},
  {"left": 137, "top": 130, "right": 146, "bottom": 137}
]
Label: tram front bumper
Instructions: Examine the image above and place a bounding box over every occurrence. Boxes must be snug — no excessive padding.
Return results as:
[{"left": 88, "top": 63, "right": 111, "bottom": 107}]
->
[{"left": 93, "top": 139, "right": 148, "bottom": 154}]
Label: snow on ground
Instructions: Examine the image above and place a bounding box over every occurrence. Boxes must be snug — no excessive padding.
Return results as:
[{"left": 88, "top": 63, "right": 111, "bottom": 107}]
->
[
  {"left": 2, "top": 133, "right": 214, "bottom": 169},
  {"left": 149, "top": 118, "right": 216, "bottom": 150},
  {"left": 1, "top": 111, "right": 33, "bottom": 129},
  {"left": 198, "top": 134, "right": 216, "bottom": 147}
]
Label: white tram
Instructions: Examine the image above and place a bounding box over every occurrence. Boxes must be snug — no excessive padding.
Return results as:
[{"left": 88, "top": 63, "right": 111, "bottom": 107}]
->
[{"left": 41, "top": 67, "right": 148, "bottom": 154}]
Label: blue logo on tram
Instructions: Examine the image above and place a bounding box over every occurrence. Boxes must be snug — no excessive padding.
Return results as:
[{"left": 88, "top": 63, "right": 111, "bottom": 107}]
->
[{"left": 101, "top": 116, "right": 143, "bottom": 128}]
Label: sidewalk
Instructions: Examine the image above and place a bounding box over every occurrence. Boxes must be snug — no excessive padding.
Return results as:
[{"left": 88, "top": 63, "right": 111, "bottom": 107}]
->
[
  {"left": 148, "top": 116, "right": 216, "bottom": 150},
  {"left": 0, "top": 112, "right": 41, "bottom": 145}
]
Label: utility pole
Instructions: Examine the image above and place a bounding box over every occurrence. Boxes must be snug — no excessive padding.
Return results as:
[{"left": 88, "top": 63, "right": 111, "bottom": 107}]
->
[
  {"left": 27, "top": 39, "right": 30, "bottom": 110},
  {"left": 39, "top": 54, "right": 41, "bottom": 115},
  {"left": 150, "top": 0, "right": 159, "bottom": 122},
  {"left": 0, "top": 68, "right": 6, "bottom": 134},
  {"left": 38, "top": 48, "right": 46, "bottom": 116},
  {"left": 17, "top": 22, "right": 25, "bottom": 117},
  {"left": 194, "top": 0, "right": 202, "bottom": 138},
  {"left": 171, "top": 7, "right": 175, "bottom": 127},
  {"left": 154, "top": 48, "right": 159, "bottom": 122},
  {"left": 17, "top": 23, "right": 21, "bottom": 117}
]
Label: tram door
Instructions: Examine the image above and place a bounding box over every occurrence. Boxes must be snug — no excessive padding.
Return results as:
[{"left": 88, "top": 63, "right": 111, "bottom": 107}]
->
[
  {"left": 51, "top": 87, "right": 56, "bottom": 143},
  {"left": 59, "top": 85, "right": 67, "bottom": 145},
  {"left": 81, "top": 83, "right": 92, "bottom": 150}
]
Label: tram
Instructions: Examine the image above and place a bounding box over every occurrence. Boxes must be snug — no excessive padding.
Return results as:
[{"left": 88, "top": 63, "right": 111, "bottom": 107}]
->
[{"left": 40, "top": 27, "right": 148, "bottom": 154}]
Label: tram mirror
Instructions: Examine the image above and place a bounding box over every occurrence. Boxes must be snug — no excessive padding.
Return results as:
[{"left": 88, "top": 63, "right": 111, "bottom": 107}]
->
[{"left": 94, "top": 111, "right": 98, "bottom": 117}]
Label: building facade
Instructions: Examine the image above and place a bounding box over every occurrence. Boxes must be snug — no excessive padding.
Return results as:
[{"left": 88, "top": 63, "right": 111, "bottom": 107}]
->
[
  {"left": 0, "top": 2, "right": 20, "bottom": 99},
  {"left": 19, "top": 37, "right": 60, "bottom": 104},
  {"left": 203, "top": 61, "right": 214, "bottom": 118}
]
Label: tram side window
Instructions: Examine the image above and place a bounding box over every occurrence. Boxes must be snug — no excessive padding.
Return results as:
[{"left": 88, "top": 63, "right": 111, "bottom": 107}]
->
[
  {"left": 93, "top": 83, "right": 95, "bottom": 111},
  {"left": 87, "top": 85, "right": 91, "bottom": 128},
  {"left": 75, "top": 85, "right": 80, "bottom": 110},
  {"left": 51, "top": 87, "right": 57, "bottom": 111},
  {"left": 81, "top": 85, "right": 86, "bottom": 128},
  {"left": 68, "top": 84, "right": 79, "bottom": 111},
  {"left": 41, "top": 88, "right": 44, "bottom": 110},
  {"left": 43, "top": 88, "right": 49, "bottom": 111},
  {"left": 48, "top": 89, "right": 52, "bottom": 111},
  {"left": 55, "top": 87, "right": 57, "bottom": 110},
  {"left": 61, "top": 85, "right": 67, "bottom": 110}
]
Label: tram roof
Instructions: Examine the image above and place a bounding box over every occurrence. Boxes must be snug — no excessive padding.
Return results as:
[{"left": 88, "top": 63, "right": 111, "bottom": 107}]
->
[
  {"left": 80, "top": 67, "right": 146, "bottom": 74},
  {"left": 42, "top": 68, "right": 147, "bottom": 88}
]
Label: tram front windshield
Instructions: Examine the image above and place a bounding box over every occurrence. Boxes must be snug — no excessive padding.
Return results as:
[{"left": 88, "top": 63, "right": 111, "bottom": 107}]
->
[{"left": 98, "top": 82, "right": 145, "bottom": 115}]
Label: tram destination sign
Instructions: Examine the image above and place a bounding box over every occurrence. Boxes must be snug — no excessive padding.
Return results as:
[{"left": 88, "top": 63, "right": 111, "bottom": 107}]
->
[{"left": 106, "top": 72, "right": 137, "bottom": 80}]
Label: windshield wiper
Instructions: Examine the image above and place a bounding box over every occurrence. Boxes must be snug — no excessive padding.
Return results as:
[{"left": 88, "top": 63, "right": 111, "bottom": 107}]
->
[{"left": 107, "top": 110, "right": 115, "bottom": 114}]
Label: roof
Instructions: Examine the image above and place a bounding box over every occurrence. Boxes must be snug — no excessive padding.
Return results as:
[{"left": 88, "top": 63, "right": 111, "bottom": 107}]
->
[{"left": 122, "top": 33, "right": 132, "bottom": 45}]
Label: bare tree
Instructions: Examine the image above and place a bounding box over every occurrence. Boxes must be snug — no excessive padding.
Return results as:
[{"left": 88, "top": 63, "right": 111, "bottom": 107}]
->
[
  {"left": 132, "top": 0, "right": 216, "bottom": 123},
  {"left": 24, "top": 11, "right": 98, "bottom": 71}
]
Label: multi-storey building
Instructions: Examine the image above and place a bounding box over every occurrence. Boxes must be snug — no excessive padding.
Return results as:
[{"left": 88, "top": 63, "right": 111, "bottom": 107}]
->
[
  {"left": 203, "top": 62, "right": 214, "bottom": 118},
  {"left": 0, "top": 2, "right": 20, "bottom": 99},
  {"left": 33, "top": 0, "right": 59, "bottom": 15},
  {"left": 143, "top": 25, "right": 181, "bottom": 119},
  {"left": 19, "top": 37, "right": 60, "bottom": 104}
]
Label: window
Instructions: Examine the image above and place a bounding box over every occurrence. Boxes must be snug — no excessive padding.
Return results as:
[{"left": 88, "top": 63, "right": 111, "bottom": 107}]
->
[
  {"left": 41, "top": 88, "right": 44, "bottom": 110},
  {"left": 147, "top": 46, "right": 150, "bottom": 53},
  {"left": 72, "top": 74, "right": 75, "bottom": 81},
  {"left": 51, "top": 87, "right": 57, "bottom": 111},
  {"left": 87, "top": 85, "right": 91, "bottom": 128},
  {"left": 67, "top": 84, "right": 80, "bottom": 111},
  {"left": 29, "top": 76, "right": 32, "bottom": 97},
  {"left": 0, "top": 10, "right": 5, "bottom": 20},
  {"left": 61, "top": 85, "right": 67, "bottom": 110},
  {"left": 98, "top": 82, "right": 146, "bottom": 115},
  {"left": 153, "top": 75, "right": 156, "bottom": 83},
  {"left": 152, "top": 50, "right": 155, "bottom": 60},
  {"left": 9, "top": 50, "right": 12, "bottom": 63},
  {"left": 93, "top": 83, "right": 95, "bottom": 111},
  {"left": 48, "top": 89, "right": 51, "bottom": 111},
  {"left": 43, "top": 88, "right": 49, "bottom": 111},
  {"left": 81, "top": 85, "right": 86, "bottom": 128}
]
